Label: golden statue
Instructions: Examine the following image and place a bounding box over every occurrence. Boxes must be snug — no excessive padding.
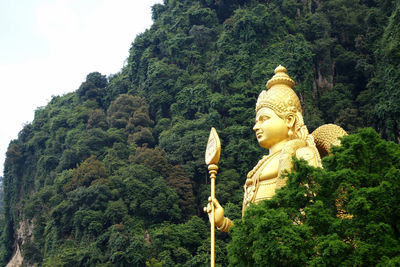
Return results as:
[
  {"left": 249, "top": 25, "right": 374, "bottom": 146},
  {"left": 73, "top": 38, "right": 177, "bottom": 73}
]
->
[{"left": 205, "top": 65, "right": 347, "bottom": 233}]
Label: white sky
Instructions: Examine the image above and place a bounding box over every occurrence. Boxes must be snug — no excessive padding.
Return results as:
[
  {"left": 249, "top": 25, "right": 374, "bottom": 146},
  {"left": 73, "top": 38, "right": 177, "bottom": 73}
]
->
[{"left": 0, "top": 0, "right": 162, "bottom": 175}]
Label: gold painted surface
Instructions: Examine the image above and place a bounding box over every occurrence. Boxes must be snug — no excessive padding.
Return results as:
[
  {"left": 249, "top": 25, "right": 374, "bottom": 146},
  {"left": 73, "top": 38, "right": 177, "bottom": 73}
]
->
[
  {"left": 312, "top": 124, "right": 347, "bottom": 157},
  {"left": 204, "top": 127, "right": 221, "bottom": 267},
  {"left": 205, "top": 127, "right": 221, "bottom": 165},
  {"left": 243, "top": 65, "right": 322, "bottom": 215},
  {"left": 205, "top": 65, "right": 347, "bottom": 234}
]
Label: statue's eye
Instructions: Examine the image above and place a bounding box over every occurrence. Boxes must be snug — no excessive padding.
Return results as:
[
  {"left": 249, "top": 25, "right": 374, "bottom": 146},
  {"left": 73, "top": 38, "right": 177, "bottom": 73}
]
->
[{"left": 259, "top": 115, "right": 269, "bottom": 122}]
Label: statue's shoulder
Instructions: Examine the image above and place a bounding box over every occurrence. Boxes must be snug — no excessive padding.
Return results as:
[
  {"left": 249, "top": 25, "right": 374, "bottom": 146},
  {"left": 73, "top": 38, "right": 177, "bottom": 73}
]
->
[
  {"left": 290, "top": 123, "right": 348, "bottom": 167},
  {"left": 294, "top": 145, "right": 321, "bottom": 168},
  {"left": 279, "top": 138, "right": 321, "bottom": 167},
  {"left": 295, "top": 146, "right": 317, "bottom": 161}
]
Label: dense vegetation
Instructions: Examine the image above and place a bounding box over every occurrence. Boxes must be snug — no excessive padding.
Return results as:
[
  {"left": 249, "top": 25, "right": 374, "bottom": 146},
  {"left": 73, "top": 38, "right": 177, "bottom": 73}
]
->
[
  {"left": 1, "top": 0, "right": 399, "bottom": 266},
  {"left": 229, "top": 128, "right": 400, "bottom": 266}
]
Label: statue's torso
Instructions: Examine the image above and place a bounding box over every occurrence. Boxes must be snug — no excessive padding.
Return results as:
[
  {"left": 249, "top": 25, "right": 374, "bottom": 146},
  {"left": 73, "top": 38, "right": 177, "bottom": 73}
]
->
[
  {"left": 242, "top": 152, "right": 280, "bottom": 214},
  {"left": 255, "top": 153, "right": 280, "bottom": 202},
  {"left": 242, "top": 144, "right": 320, "bottom": 215}
]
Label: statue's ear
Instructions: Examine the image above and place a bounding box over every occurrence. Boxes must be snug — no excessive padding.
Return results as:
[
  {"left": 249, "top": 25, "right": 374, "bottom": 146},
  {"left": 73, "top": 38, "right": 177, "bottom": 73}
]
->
[{"left": 285, "top": 114, "right": 295, "bottom": 128}]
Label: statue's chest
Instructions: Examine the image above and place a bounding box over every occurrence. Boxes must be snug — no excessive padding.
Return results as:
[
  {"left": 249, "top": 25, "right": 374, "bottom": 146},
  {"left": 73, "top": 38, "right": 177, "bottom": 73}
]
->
[
  {"left": 254, "top": 155, "right": 280, "bottom": 202},
  {"left": 243, "top": 154, "right": 280, "bottom": 212},
  {"left": 259, "top": 155, "right": 279, "bottom": 181}
]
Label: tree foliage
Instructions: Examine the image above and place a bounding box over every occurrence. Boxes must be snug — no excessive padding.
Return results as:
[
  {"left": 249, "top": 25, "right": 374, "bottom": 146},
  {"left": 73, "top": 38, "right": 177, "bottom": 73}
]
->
[{"left": 228, "top": 128, "right": 400, "bottom": 266}]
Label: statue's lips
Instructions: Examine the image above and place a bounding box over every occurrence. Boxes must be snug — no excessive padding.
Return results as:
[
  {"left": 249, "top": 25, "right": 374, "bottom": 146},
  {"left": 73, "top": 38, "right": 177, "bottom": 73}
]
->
[{"left": 256, "top": 132, "right": 263, "bottom": 138}]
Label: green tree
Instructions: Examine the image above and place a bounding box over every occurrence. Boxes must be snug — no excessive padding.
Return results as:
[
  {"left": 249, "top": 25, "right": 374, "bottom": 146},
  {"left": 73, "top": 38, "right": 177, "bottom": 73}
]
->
[
  {"left": 78, "top": 72, "right": 108, "bottom": 106},
  {"left": 368, "top": 2, "right": 400, "bottom": 141},
  {"left": 107, "top": 94, "right": 154, "bottom": 146},
  {"left": 167, "top": 165, "right": 196, "bottom": 218},
  {"left": 228, "top": 128, "right": 400, "bottom": 266},
  {"left": 66, "top": 155, "right": 108, "bottom": 190}
]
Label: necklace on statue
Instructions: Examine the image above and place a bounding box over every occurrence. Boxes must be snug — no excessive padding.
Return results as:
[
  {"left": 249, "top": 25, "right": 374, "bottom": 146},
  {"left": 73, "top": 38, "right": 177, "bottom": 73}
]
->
[{"left": 243, "top": 150, "right": 281, "bottom": 208}]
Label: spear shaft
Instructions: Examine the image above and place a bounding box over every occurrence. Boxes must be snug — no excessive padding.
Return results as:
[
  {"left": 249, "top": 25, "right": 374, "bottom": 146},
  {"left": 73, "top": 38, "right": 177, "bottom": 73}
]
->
[
  {"left": 209, "top": 164, "right": 218, "bottom": 267},
  {"left": 205, "top": 128, "right": 221, "bottom": 267}
]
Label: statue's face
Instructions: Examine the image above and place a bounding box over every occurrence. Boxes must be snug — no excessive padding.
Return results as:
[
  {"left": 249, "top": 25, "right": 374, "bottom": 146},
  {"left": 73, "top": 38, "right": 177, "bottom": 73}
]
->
[{"left": 253, "top": 107, "right": 289, "bottom": 149}]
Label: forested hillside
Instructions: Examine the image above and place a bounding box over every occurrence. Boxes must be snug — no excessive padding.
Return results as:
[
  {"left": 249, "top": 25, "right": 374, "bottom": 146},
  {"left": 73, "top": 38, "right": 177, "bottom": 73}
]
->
[{"left": 1, "top": 0, "right": 399, "bottom": 266}]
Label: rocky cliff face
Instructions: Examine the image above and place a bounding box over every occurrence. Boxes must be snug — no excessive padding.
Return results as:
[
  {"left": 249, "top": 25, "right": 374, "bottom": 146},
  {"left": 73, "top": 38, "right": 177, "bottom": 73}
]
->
[
  {"left": 6, "top": 245, "right": 22, "bottom": 267},
  {"left": 7, "top": 219, "right": 34, "bottom": 267}
]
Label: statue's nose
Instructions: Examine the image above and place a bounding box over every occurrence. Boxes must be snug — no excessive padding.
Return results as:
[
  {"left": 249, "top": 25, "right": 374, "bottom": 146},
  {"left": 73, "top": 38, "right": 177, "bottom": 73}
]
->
[{"left": 253, "top": 122, "right": 259, "bottom": 132}]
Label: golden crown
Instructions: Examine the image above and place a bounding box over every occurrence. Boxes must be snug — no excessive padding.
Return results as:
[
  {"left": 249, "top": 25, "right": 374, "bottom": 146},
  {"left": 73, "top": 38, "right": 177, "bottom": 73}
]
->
[{"left": 256, "top": 65, "right": 302, "bottom": 114}]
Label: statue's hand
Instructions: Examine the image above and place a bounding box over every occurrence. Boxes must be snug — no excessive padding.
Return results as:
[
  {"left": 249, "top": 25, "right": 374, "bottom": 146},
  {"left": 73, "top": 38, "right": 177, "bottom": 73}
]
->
[{"left": 204, "top": 197, "right": 225, "bottom": 228}]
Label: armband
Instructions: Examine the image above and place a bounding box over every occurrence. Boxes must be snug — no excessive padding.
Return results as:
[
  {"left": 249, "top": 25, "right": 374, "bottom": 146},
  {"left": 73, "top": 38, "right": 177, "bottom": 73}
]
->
[{"left": 217, "top": 217, "right": 233, "bottom": 232}]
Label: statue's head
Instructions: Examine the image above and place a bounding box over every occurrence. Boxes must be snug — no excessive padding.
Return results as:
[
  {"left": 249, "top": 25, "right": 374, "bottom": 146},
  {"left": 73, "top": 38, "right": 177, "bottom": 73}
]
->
[{"left": 253, "top": 65, "right": 306, "bottom": 149}]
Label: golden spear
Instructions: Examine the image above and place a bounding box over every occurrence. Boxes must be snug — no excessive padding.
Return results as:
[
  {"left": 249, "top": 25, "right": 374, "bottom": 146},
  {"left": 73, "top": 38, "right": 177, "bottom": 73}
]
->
[{"left": 204, "top": 127, "right": 221, "bottom": 267}]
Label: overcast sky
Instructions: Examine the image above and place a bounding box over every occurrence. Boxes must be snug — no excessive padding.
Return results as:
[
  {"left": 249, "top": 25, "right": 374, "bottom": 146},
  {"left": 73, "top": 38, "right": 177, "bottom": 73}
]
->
[{"left": 0, "top": 0, "right": 162, "bottom": 175}]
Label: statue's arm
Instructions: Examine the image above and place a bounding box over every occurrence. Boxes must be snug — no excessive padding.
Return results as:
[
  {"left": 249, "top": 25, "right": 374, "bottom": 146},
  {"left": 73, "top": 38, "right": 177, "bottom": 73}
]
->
[
  {"left": 276, "top": 139, "right": 307, "bottom": 188},
  {"left": 295, "top": 146, "right": 319, "bottom": 167}
]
